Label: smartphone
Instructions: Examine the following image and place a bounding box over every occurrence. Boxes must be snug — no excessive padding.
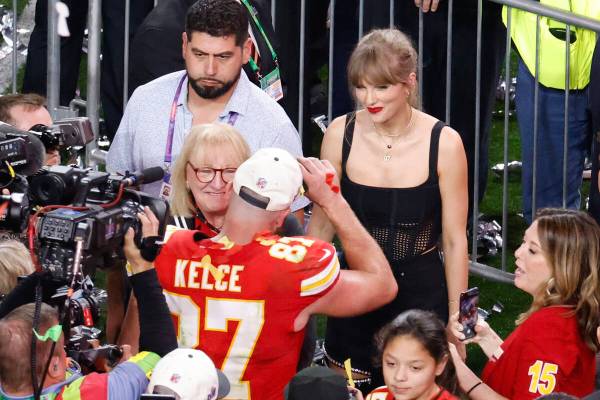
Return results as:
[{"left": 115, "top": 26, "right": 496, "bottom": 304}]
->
[{"left": 458, "top": 287, "right": 480, "bottom": 340}]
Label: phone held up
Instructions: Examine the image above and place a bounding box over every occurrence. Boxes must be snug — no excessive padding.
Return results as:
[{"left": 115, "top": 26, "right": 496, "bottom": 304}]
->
[{"left": 458, "top": 287, "right": 480, "bottom": 340}]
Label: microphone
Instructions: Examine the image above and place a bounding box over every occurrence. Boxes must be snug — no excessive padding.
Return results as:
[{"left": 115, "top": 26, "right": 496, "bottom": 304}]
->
[
  {"left": 0, "top": 122, "right": 46, "bottom": 176},
  {"left": 113, "top": 166, "right": 165, "bottom": 189}
]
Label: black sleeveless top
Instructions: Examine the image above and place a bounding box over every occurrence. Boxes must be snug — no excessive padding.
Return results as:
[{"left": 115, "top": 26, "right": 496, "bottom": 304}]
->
[
  {"left": 341, "top": 112, "right": 444, "bottom": 262},
  {"left": 324, "top": 113, "right": 449, "bottom": 378}
]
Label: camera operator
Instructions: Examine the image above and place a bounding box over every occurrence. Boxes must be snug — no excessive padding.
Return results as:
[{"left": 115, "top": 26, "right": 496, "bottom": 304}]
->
[
  {"left": 0, "top": 94, "right": 59, "bottom": 166},
  {"left": 0, "top": 208, "right": 177, "bottom": 400}
]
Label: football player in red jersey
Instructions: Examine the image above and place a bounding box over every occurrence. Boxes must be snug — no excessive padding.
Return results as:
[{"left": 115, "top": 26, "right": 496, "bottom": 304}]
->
[{"left": 127, "top": 148, "right": 397, "bottom": 400}]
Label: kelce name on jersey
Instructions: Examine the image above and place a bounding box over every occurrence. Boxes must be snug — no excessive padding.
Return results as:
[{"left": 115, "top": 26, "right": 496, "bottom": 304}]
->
[{"left": 173, "top": 256, "right": 244, "bottom": 292}]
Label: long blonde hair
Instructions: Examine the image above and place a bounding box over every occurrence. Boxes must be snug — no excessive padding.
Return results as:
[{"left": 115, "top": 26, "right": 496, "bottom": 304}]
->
[
  {"left": 170, "top": 123, "right": 251, "bottom": 217},
  {"left": 517, "top": 208, "right": 600, "bottom": 352},
  {"left": 347, "top": 28, "right": 421, "bottom": 109}
]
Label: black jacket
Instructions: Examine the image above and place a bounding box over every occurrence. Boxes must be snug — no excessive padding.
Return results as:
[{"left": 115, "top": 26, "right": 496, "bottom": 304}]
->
[{"left": 129, "top": 0, "right": 279, "bottom": 96}]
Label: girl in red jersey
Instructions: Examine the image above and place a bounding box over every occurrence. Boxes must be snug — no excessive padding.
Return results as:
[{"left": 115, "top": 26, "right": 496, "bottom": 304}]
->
[
  {"left": 366, "top": 309, "right": 460, "bottom": 400},
  {"left": 449, "top": 209, "right": 600, "bottom": 400}
]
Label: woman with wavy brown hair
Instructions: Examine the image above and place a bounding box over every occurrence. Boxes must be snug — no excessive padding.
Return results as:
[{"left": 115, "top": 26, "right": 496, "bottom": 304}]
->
[{"left": 450, "top": 208, "right": 600, "bottom": 399}]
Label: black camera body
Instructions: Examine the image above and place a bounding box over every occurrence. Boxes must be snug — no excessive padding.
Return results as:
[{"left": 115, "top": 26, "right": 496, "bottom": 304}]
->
[
  {"left": 0, "top": 125, "right": 47, "bottom": 232},
  {"left": 32, "top": 165, "right": 168, "bottom": 281},
  {"left": 29, "top": 117, "right": 94, "bottom": 152}
]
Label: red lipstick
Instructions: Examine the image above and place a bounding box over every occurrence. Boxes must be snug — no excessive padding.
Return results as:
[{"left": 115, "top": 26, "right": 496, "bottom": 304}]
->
[{"left": 367, "top": 106, "right": 383, "bottom": 114}]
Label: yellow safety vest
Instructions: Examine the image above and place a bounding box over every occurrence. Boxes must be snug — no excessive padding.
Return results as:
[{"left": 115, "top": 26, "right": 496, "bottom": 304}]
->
[{"left": 503, "top": 0, "right": 600, "bottom": 89}]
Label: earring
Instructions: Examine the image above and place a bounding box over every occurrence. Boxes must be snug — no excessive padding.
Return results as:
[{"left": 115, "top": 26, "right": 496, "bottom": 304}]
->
[{"left": 545, "top": 277, "right": 555, "bottom": 296}]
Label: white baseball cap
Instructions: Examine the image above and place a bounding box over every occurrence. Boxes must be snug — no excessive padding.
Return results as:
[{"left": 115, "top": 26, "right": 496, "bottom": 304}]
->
[
  {"left": 146, "top": 349, "right": 230, "bottom": 400},
  {"left": 233, "top": 148, "right": 303, "bottom": 211}
]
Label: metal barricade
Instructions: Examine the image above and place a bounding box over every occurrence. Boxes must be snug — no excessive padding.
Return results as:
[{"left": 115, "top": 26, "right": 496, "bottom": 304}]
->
[
  {"left": 280, "top": 0, "right": 600, "bottom": 283},
  {"left": 12, "top": 0, "right": 598, "bottom": 281}
]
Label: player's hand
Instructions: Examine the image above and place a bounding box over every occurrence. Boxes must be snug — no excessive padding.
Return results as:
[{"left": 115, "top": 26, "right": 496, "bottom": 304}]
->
[
  {"left": 415, "top": 0, "right": 440, "bottom": 12},
  {"left": 297, "top": 157, "right": 341, "bottom": 209}
]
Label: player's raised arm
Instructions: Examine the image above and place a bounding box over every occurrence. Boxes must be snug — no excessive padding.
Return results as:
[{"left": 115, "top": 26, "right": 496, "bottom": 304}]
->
[{"left": 297, "top": 157, "right": 397, "bottom": 318}]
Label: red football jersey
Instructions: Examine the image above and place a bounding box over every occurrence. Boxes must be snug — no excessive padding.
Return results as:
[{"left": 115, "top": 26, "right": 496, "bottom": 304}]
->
[
  {"left": 155, "top": 230, "right": 340, "bottom": 400},
  {"left": 482, "top": 306, "right": 595, "bottom": 399},
  {"left": 366, "top": 386, "right": 457, "bottom": 400}
]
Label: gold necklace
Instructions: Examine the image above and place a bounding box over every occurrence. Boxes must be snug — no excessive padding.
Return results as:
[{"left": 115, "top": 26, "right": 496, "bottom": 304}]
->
[{"left": 373, "top": 107, "right": 414, "bottom": 161}]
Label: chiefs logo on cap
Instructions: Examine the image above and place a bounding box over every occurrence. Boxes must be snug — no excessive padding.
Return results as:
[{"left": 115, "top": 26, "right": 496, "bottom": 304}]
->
[
  {"left": 256, "top": 177, "right": 267, "bottom": 189},
  {"left": 170, "top": 373, "right": 181, "bottom": 383}
]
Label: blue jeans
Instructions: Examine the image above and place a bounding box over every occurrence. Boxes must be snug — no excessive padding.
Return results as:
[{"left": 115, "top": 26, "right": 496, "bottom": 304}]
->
[{"left": 515, "top": 59, "right": 590, "bottom": 223}]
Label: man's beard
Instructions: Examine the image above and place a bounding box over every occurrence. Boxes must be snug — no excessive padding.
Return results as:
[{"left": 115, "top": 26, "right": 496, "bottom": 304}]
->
[{"left": 188, "top": 70, "right": 241, "bottom": 99}]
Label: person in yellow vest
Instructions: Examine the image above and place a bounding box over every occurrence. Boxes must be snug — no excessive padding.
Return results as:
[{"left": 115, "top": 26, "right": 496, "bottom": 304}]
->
[{"left": 504, "top": 1, "right": 600, "bottom": 223}]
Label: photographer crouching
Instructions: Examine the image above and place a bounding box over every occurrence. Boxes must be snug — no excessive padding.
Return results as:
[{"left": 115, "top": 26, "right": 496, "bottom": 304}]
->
[{"left": 0, "top": 208, "right": 177, "bottom": 400}]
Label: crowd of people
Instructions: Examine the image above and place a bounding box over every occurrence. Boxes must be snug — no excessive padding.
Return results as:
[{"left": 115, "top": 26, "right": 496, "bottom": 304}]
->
[{"left": 0, "top": 0, "right": 599, "bottom": 399}]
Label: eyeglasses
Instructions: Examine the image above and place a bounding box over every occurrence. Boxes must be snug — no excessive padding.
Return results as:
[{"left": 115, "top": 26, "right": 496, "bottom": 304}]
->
[{"left": 187, "top": 161, "right": 237, "bottom": 183}]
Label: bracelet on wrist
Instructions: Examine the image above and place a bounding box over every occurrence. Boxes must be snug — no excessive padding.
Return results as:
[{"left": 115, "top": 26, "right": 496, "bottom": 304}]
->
[{"left": 467, "top": 381, "right": 483, "bottom": 396}]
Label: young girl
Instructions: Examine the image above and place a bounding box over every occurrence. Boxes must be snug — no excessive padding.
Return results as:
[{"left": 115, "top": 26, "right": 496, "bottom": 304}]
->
[{"left": 366, "top": 309, "right": 459, "bottom": 400}]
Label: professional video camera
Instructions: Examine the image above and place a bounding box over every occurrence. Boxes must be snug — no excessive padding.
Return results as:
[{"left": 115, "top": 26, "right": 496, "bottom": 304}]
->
[
  {"left": 0, "top": 119, "right": 94, "bottom": 232},
  {"left": 27, "top": 165, "right": 168, "bottom": 373},
  {"left": 28, "top": 117, "right": 94, "bottom": 152},
  {"left": 0, "top": 123, "right": 46, "bottom": 231},
  {"left": 28, "top": 165, "right": 168, "bottom": 281},
  {"left": 47, "top": 275, "right": 124, "bottom": 373}
]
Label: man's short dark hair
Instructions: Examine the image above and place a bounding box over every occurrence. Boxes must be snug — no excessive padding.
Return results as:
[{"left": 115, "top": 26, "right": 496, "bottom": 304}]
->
[
  {"left": 0, "top": 93, "right": 47, "bottom": 126},
  {"left": 186, "top": 0, "right": 249, "bottom": 46},
  {"left": 0, "top": 303, "right": 60, "bottom": 392}
]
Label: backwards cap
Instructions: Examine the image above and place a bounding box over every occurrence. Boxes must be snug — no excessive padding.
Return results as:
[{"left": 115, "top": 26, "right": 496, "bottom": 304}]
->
[{"left": 233, "top": 148, "right": 302, "bottom": 211}]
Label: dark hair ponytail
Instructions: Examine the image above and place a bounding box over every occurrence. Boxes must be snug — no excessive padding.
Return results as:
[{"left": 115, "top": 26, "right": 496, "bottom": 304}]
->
[{"left": 374, "top": 309, "right": 460, "bottom": 395}]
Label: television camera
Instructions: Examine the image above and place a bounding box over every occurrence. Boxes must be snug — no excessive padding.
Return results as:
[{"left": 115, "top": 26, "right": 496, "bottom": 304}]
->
[{"left": 0, "top": 120, "right": 169, "bottom": 374}]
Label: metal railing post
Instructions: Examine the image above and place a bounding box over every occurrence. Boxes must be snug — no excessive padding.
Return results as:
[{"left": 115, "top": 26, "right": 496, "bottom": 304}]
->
[
  {"left": 471, "top": 0, "right": 483, "bottom": 262},
  {"left": 358, "top": 0, "right": 364, "bottom": 39},
  {"left": 418, "top": 6, "right": 423, "bottom": 99},
  {"left": 562, "top": 25, "right": 571, "bottom": 208},
  {"left": 123, "top": 0, "right": 130, "bottom": 109},
  {"left": 389, "top": 0, "right": 394, "bottom": 28},
  {"left": 47, "top": 0, "right": 60, "bottom": 117},
  {"left": 445, "top": 0, "right": 453, "bottom": 124},
  {"left": 86, "top": 0, "right": 102, "bottom": 167},
  {"left": 531, "top": 14, "right": 541, "bottom": 219},
  {"left": 501, "top": 8, "right": 512, "bottom": 272},
  {"left": 297, "top": 0, "right": 306, "bottom": 141},
  {"left": 271, "top": 0, "right": 276, "bottom": 30},
  {"left": 327, "top": 0, "right": 335, "bottom": 124},
  {"left": 11, "top": 0, "right": 17, "bottom": 93}
]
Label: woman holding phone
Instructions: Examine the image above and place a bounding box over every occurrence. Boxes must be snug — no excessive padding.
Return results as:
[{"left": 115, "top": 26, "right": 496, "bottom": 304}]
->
[{"left": 449, "top": 209, "right": 600, "bottom": 399}]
